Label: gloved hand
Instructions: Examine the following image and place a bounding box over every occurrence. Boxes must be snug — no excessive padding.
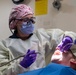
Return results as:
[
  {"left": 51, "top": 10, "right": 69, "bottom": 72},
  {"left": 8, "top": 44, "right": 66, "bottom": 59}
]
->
[
  {"left": 20, "top": 49, "right": 37, "bottom": 68},
  {"left": 56, "top": 36, "right": 73, "bottom": 52}
]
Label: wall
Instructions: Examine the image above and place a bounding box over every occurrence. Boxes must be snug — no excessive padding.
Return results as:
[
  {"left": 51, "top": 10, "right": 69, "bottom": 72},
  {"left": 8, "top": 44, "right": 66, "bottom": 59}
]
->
[
  {"left": 0, "top": 0, "right": 76, "bottom": 39},
  {"left": 36, "top": 0, "right": 76, "bottom": 32},
  {"left": 0, "top": 0, "right": 13, "bottom": 39},
  {"left": 51, "top": 0, "right": 76, "bottom": 32}
]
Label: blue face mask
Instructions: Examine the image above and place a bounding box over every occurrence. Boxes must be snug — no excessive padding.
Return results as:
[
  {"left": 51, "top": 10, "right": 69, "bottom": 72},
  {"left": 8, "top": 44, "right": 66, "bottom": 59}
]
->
[{"left": 20, "top": 21, "right": 34, "bottom": 34}]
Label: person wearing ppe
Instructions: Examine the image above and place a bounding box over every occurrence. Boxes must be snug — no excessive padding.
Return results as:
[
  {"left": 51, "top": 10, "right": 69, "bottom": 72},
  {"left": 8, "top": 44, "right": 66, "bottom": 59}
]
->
[
  {"left": 0, "top": 4, "right": 64, "bottom": 75},
  {"left": 51, "top": 32, "right": 76, "bottom": 69},
  {"left": 19, "top": 32, "right": 76, "bottom": 75}
]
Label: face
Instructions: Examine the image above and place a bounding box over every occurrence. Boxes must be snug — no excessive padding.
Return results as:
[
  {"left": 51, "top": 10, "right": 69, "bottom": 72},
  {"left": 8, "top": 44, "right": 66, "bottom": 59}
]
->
[
  {"left": 51, "top": 49, "right": 74, "bottom": 66},
  {"left": 16, "top": 14, "right": 35, "bottom": 39}
]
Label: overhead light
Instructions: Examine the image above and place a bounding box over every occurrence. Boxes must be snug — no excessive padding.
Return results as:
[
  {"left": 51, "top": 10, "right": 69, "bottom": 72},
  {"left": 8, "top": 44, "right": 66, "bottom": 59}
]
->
[{"left": 12, "top": 0, "right": 24, "bottom": 4}]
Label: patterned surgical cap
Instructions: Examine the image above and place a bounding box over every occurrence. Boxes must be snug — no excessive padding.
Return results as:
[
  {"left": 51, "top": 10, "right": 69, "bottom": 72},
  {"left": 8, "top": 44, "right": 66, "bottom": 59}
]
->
[{"left": 9, "top": 4, "right": 33, "bottom": 29}]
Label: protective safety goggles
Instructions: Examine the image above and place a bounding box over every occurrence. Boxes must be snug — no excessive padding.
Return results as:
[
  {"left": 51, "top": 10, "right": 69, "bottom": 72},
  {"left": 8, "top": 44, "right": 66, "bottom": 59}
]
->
[{"left": 15, "top": 17, "right": 36, "bottom": 24}]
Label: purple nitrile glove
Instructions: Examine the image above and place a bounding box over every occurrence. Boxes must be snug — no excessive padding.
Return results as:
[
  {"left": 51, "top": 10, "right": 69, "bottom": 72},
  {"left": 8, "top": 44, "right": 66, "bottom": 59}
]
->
[
  {"left": 57, "top": 36, "right": 73, "bottom": 52},
  {"left": 20, "top": 49, "right": 37, "bottom": 68}
]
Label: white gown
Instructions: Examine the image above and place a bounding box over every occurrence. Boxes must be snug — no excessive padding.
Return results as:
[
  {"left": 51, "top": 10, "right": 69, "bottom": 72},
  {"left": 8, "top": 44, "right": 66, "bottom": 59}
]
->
[{"left": 0, "top": 28, "right": 64, "bottom": 75}]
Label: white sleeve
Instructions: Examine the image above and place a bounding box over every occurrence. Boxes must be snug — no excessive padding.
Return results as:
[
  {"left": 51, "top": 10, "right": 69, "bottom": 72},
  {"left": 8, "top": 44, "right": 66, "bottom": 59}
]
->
[
  {"left": 35, "top": 28, "right": 64, "bottom": 64},
  {"left": 0, "top": 41, "right": 30, "bottom": 75},
  {"left": 64, "top": 31, "right": 76, "bottom": 42}
]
